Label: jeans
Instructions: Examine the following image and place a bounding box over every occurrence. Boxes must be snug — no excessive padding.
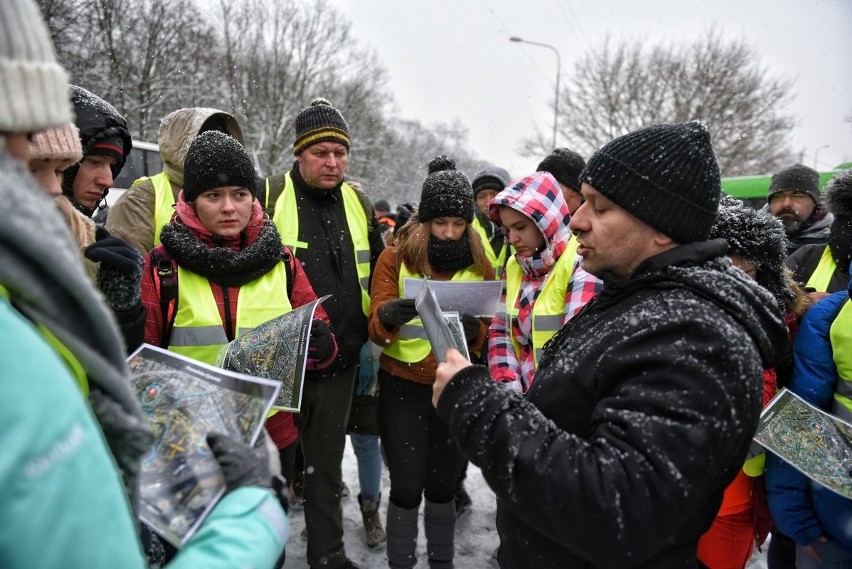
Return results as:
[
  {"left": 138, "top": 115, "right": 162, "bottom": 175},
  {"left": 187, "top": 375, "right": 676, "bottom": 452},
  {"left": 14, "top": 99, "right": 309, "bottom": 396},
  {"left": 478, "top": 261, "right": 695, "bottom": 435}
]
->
[{"left": 350, "top": 432, "right": 382, "bottom": 501}]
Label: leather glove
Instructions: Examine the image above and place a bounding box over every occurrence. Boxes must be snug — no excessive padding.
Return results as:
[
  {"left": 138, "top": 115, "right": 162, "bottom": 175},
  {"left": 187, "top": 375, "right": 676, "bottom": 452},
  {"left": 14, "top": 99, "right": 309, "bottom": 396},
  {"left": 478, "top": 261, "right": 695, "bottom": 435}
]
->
[
  {"left": 85, "top": 235, "right": 143, "bottom": 312},
  {"left": 308, "top": 319, "right": 336, "bottom": 363},
  {"left": 378, "top": 298, "right": 419, "bottom": 329},
  {"left": 207, "top": 432, "right": 272, "bottom": 493},
  {"left": 461, "top": 314, "right": 482, "bottom": 346}
]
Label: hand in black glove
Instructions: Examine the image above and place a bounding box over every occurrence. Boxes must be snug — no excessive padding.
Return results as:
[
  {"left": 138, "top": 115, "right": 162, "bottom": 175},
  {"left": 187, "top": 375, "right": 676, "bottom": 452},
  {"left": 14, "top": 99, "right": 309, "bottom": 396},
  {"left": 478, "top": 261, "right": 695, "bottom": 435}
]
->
[
  {"left": 461, "top": 314, "right": 482, "bottom": 346},
  {"left": 85, "top": 235, "right": 143, "bottom": 312},
  {"left": 378, "top": 298, "right": 419, "bottom": 329},
  {"left": 207, "top": 432, "right": 272, "bottom": 493},
  {"left": 308, "top": 319, "right": 336, "bottom": 363}
]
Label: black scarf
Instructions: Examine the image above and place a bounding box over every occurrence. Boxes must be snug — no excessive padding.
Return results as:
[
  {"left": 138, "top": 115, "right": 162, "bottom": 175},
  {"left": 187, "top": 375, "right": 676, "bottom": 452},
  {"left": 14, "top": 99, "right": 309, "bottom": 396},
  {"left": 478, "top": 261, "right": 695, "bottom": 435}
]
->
[
  {"left": 159, "top": 221, "right": 283, "bottom": 287},
  {"left": 428, "top": 234, "right": 474, "bottom": 273}
]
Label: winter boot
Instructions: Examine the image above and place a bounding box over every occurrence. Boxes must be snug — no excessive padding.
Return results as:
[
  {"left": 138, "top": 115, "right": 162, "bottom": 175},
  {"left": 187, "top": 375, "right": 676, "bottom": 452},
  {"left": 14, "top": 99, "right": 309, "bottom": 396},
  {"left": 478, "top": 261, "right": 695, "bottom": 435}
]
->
[
  {"left": 424, "top": 499, "right": 456, "bottom": 569},
  {"left": 289, "top": 468, "right": 304, "bottom": 511},
  {"left": 454, "top": 483, "right": 472, "bottom": 518},
  {"left": 386, "top": 501, "right": 419, "bottom": 569},
  {"left": 358, "top": 493, "right": 387, "bottom": 549}
]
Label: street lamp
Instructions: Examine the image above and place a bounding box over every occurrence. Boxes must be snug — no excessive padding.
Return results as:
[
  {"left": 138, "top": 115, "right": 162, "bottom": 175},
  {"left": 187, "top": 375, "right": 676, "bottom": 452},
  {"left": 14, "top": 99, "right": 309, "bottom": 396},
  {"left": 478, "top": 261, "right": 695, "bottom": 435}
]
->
[
  {"left": 814, "top": 144, "right": 829, "bottom": 169},
  {"left": 510, "top": 36, "right": 561, "bottom": 150}
]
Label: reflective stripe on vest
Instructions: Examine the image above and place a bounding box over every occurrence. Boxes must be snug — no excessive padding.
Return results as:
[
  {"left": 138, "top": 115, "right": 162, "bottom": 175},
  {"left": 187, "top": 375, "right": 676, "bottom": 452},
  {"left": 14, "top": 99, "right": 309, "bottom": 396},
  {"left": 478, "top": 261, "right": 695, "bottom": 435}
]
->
[
  {"left": 131, "top": 171, "right": 176, "bottom": 247},
  {"left": 0, "top": 285, "right": 89, "bottom": 394},
  {"left": 504, "top": 237, "right": 580, "bottom": 367},
  {"left": 830, "top": 298, "right": 852, "bottom": 420},
  {"left": 382, "top": 263, "right": 484, "bottom": 363},
  {"left": 270, "top": 172, "right": 371, "bottom": 315},
  {"left": 805, "top": 246, "right": 836, "bottom": 293},
  {"left": 472, "top": 217, "right": 509, "bottom": 279},
  {"left": 168, "top": 263, "right": 292, "bottom": 365}
]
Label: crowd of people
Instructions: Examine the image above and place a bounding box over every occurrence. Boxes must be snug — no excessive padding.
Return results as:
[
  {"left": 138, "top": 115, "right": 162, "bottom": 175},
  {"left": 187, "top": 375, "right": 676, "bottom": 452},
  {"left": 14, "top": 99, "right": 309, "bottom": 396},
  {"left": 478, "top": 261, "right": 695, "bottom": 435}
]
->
[{"left": 1, "top": 0, "right": 851, "bottom": 568}]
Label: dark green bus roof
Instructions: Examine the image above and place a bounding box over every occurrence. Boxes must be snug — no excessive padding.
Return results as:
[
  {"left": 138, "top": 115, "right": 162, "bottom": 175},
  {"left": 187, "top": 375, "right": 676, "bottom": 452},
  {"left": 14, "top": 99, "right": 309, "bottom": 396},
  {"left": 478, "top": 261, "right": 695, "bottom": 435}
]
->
[{"left": 721, "top": 162, "right": 852, "bottom": 200}]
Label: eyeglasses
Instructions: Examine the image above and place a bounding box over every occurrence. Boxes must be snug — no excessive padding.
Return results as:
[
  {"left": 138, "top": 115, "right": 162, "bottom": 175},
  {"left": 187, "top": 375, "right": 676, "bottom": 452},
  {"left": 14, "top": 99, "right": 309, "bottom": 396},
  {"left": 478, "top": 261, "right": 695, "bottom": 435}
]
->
[{"left": 769, "top": 190, "right": 814, "bottom": 203}]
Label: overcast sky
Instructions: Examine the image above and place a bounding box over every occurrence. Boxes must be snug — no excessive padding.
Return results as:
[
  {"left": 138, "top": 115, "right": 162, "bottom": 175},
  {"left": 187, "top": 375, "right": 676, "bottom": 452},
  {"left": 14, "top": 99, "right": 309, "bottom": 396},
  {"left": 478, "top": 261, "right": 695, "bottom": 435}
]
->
[{"left": 327, "top": 0, "right": 851, "bottom": 179}]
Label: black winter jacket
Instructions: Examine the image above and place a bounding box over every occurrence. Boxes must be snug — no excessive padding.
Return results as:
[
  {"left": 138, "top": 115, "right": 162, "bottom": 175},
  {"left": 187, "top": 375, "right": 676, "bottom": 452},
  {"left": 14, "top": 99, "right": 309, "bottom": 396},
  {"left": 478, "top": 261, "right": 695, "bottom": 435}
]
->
[
  {"left": 437, "top": 240, "right": 787, "bottom": 569},
  {"left": 286, "top": 165, "right": 384, "bottom": 370}
]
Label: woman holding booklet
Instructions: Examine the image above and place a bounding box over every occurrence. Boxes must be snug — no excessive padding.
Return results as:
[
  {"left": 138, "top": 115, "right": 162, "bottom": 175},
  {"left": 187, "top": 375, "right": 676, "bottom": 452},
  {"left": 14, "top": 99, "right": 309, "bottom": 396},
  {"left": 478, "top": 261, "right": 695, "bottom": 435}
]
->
[
  {"left": 367, "top": 155, "right": 493, "bottom": 569},
  {"left": 139, "top": 131, "right": 338, "bottom": 528}
]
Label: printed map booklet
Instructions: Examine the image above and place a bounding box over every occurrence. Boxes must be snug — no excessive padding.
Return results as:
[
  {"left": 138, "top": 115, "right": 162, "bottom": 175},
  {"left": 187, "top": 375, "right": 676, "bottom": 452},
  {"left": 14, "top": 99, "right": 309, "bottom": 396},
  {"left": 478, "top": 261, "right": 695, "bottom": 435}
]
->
[
  {"left": 414, "top": 280, "right": 471, "bottom": 363},
  {"left": 216, "top": 296, "right": 328, "bottom": 412},
  {"left": 127, "top": 344, "right": 281, "bottom": 548},
  {"left": 754, "top": 388, "right": 852, "bottom": 498},
  {"left": 403, "top": 277, "right": 502, "bottom": 318}
]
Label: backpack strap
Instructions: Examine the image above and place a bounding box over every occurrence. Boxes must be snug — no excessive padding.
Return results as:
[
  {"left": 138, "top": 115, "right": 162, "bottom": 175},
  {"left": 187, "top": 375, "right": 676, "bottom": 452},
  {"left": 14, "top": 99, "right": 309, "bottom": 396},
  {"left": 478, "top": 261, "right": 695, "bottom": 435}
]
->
[
  {"left": 150, "top": 248, "right": 178, "bottom": 348},
  {"left": 282, "top": 247, "right": 294, "bottom": 298}
]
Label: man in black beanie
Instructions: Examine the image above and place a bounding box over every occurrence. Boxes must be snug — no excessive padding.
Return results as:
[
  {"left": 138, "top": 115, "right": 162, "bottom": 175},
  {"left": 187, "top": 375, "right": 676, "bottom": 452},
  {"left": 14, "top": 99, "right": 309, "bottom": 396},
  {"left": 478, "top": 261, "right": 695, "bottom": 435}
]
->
[
  {"left": 259, "top": 98, "right": 385, "bottom": 569},
  {"left": 431, "top": 121, "right": 787, "bottom": 569},
  {"left": 766, "top": 163, "right": 833, "bottom": 255},
  {"left": 471, "top": 165, "right": 512, "bottom": 279},
  {"left": 787, "top": 168, "right": 852, "bottom": 296},
  {"left": 537, "top": 147, "right": 586, "bottom": 215}
]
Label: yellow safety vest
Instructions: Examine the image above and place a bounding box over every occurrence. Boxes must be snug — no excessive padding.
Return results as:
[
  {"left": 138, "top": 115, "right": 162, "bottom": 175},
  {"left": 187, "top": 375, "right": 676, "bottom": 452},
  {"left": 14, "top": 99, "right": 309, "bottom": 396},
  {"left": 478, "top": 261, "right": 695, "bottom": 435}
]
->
[
  {"left": 830, "top": 299, "right": 852, "bottom": 422},
  {"left": 383, "top": 263, "right": 484, "bottom": 363},
  {"left": 472, "top": 216, "right": 509, "bottom": 279},
  {"left": 269, "top": 173, "right": 371, "bottom": 316},
  {"left": 168, "top": 263, "right": 292, "bottom": 365},
  {"left": 504, "top": 237, "right": 580, "bottom": 367},
  {"left": 805, "top": 246, "right": 836, "bottom": 293},
  {"left": 131, "top": 171, "right": 176, "bottom": 247},
  {"left": 0, "top": 285, "right": 89, "bottom": 395}
]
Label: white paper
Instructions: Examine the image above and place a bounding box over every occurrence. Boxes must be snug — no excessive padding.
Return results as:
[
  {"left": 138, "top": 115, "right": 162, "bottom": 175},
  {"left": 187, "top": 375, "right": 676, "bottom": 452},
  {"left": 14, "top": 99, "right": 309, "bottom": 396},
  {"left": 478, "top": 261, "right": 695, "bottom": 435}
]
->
[{"left": 403, "top": 277, "right": 502, "bottom": 318}]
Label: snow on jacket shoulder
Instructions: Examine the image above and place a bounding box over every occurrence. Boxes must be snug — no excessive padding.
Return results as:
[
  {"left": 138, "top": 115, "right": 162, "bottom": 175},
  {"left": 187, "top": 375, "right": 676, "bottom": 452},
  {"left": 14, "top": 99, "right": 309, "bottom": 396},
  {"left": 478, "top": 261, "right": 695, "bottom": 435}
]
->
[{"left": 437, "top": 240, "right": 787, "bottom": 569}]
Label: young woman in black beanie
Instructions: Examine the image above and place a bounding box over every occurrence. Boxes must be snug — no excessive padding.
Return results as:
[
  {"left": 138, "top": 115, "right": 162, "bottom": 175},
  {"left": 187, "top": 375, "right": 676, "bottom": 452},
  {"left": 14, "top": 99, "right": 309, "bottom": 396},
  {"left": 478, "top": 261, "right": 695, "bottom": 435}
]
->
[{"left": 368, "top": 155, "right": 494, "bottom": 569}]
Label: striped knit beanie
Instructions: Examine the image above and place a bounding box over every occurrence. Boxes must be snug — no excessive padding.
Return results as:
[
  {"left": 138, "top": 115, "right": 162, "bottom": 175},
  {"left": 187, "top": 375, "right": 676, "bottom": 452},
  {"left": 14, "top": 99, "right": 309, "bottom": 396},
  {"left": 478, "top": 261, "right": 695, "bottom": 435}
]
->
[
  {"left": 293, "top": 98, "right": 350, "bottom": 155},
  {"left": 580, "top": 121, "right": 721, "bottom": 244}
]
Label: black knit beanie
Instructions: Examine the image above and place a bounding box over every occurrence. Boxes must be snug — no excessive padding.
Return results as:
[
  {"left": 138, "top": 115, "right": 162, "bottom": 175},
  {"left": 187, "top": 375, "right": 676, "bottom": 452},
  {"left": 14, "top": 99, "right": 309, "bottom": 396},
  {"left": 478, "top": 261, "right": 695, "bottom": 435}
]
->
[
  {"left": 537, "top": 147, "right": 586, "bottom": 192},
  {"left": 580, "top": 121, "right": 721, "bottom": 244},
  {"left": 472, "top": 166, "right": 511, "bottom": 197},
  {"left": 293, "top": 98, "right": 350, "bottom": 155},
  {"left": 768, "top": 163, "right": 821, "bottom": 204},
  {"left": 417, "top": 155, "right": 475, "bottom": 223},
  {"left": 183, "top": 131, "right": 257, "bottom": 202},
  {"left": 824, "top": 168, "right": 852, "bottom": 218}
]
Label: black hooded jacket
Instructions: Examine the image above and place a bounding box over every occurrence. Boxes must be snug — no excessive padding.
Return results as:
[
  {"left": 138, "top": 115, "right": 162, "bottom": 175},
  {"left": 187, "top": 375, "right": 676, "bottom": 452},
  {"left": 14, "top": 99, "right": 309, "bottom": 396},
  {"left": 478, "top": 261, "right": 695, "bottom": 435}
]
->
[
  {"left": 62, "top": 85, "right": 132, "bottom": 216},
  {"left": 437, "top": 240, "right": 788, "bottom": 569}
]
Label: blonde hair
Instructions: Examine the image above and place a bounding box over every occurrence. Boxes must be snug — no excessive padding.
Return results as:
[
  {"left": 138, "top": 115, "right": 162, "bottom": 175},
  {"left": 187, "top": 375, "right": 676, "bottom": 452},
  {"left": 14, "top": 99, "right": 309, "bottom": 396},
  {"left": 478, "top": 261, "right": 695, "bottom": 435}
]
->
[
  {"left": 396, "top": 217, "right": 489, "bottom": 277},
  {"left": 55, "top": 195, "right": 98, "bottom": 280}
]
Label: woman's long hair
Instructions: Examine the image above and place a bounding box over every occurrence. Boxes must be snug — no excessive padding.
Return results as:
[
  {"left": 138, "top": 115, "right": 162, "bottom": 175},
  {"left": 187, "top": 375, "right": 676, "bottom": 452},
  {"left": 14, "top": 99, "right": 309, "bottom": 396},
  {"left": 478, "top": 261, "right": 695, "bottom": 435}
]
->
[{"left": 395, "top": 216, "right": 489, "bottom": 277}]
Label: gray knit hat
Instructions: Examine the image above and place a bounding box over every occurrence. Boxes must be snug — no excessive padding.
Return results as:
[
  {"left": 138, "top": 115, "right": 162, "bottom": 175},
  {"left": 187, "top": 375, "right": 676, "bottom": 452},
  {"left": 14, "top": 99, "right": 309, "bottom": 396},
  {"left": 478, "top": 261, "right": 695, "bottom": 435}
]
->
[
  {"left": 580, "top": 121, "right": 721, "bottom": 244},
  {"left": 293, "top": 98, "right": 350, "bottom": 155},
  {"left": 418, "top": 155, "right": 475, "bottom": 223},
  {"left": 0, "top": 0, "right": 73, "bottom": 133},
  {"left": 768, "top": 163, "right": 820, "bottom": 204},
  {"left": 472, "top": 166, "right": 511, "bottom": 197},
  {"left": 183, "top": 131, "right": 257, "bottom": 202}
]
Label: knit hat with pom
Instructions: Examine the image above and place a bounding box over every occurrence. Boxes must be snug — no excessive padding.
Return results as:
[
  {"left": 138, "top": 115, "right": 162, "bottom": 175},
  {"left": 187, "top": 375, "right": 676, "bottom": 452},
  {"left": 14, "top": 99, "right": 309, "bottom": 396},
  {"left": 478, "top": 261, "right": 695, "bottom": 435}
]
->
[
  {"left": 293, "top": 98, "right": 350, "bottom": 155},
  {"left": 580, "top": 121, "right": 721, "bottom": 244},
  {"left": 710, "top": 195, "right": 793, "bottom": 312},
  {"left": 0, "top": 0, "right": 73, "bottom": 133},
  {"left": 537, "top": 148, "right": 586, "bottom": 192},
  {"left": 417, "top": 155, "right": 475, "bottom": 223},
  {"left": 28, "top": 122, "right": 82, "bottom": 168},
  {"left": 183, "top": 131, "right": 257, "bottom": 202}
]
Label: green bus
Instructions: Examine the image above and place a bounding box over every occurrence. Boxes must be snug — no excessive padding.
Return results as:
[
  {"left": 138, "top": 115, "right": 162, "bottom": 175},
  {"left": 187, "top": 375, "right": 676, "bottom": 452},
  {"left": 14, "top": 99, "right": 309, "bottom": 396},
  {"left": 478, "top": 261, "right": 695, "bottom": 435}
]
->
[{"left": 721, "top": 163, "right": 851, "bottom": 209}]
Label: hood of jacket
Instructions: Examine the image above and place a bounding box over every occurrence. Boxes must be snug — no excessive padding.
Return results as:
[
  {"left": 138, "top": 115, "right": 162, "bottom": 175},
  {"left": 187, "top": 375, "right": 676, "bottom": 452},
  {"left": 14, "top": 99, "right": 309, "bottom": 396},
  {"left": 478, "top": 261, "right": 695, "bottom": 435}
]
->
[
  {"left": 489, "top": 171, "right": 572, "bottom": 270},
  {"left": 158, "top": 107, "right": 244, "bottom": 188},
  {"left": 608, "top": 239, "right": 789, "bottom": 369}
]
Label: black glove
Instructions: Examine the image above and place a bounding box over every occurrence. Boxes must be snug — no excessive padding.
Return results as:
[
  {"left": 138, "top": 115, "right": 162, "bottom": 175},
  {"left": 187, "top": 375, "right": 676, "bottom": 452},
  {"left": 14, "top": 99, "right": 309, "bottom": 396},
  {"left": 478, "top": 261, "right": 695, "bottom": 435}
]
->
[
  {"left": 207, "top": 432, "right": 272, "bottom": 493},
  {"left": 378, "top": 298, "right": 419, "bottom": 329},
  {"left": 85, "top": 235, "right": 143, "bottom": 312},
  {"left": 461, "top": 314, "right": 482, "bottom": 346},
  {"left": 308, "top": 319, "right": 336, "bottom": 362}
]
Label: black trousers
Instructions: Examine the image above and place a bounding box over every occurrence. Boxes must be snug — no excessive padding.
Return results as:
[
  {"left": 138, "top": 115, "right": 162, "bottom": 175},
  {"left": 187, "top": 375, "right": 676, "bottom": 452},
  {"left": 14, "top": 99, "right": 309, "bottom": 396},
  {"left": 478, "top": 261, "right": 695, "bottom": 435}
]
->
[{"left": 378, "top": 369, "right": 466, "bottom": 509}]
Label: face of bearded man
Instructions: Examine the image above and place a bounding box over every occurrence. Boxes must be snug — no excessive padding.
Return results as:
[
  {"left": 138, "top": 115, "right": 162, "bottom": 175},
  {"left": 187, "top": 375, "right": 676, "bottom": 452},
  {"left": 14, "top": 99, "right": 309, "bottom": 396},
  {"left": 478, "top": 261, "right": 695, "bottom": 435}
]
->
[{"left": 768, "top": 190, "right": 817, "bottom": 235}]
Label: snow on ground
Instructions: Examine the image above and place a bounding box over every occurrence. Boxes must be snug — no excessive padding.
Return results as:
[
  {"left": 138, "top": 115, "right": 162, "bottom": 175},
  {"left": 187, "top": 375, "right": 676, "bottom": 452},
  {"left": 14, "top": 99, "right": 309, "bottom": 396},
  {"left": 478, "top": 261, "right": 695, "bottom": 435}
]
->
[{"left": 284, "top": 437, "right": 768, "bottom": 568}]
